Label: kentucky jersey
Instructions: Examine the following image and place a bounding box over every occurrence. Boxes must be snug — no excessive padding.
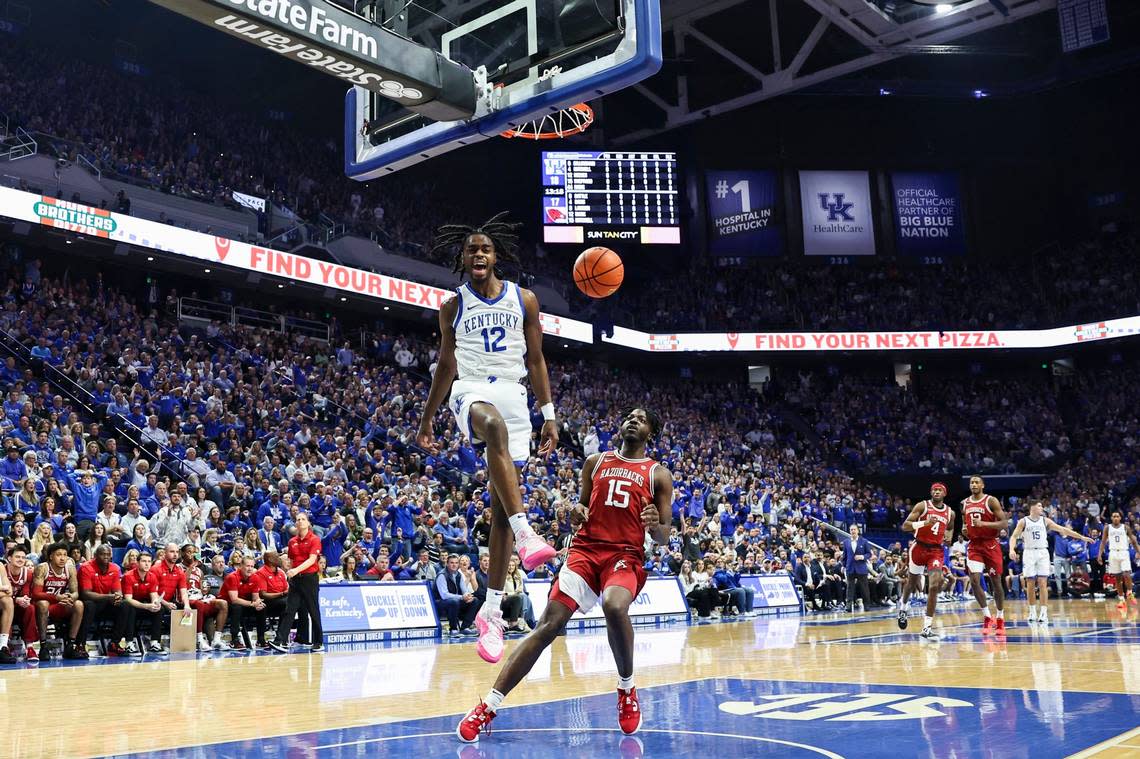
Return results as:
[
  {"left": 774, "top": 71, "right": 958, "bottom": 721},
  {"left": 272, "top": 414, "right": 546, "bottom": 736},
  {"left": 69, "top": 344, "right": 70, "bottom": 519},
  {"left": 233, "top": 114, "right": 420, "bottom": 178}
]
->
[
  {"left": 1022, "top": 516, "right": 1048, "bottom": 551},
  {"left": 1107, "top": 523, "right": 1129, "bottom": 555},
  {"left": 579, "top": 451, "right": 660, "bottom": 556},
  {"left": 452, "top": 281, "right": 527, "bottom": 382}
]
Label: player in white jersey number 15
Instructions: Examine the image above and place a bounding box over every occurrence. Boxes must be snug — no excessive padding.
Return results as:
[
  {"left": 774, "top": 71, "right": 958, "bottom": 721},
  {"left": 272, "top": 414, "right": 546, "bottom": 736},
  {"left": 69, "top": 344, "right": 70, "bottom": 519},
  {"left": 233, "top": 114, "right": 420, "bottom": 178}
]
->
[
  {"left": 1008, "top": 500, "right": 1092, "bottom": 625},
  {"left": 417, "top": 213, "right": 559, "bottom": 665}
]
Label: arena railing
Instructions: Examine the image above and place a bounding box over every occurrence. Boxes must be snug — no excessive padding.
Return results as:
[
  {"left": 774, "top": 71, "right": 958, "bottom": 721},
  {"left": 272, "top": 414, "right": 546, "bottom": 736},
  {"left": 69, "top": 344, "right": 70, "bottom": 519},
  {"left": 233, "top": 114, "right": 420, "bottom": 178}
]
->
[{"left": 178, "top": 297, "right": 331, "bottom": 343}]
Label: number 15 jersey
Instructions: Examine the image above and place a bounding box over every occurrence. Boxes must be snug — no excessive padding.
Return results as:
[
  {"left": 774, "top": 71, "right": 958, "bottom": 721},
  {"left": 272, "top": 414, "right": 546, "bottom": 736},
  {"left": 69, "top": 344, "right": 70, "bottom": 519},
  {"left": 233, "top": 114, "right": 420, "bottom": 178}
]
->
[
  {"left": 452, "top": 281, "right": 527, "bottom": 382},
  {"left": 578, "top": 451, "right": 661, "bottom": 556}
]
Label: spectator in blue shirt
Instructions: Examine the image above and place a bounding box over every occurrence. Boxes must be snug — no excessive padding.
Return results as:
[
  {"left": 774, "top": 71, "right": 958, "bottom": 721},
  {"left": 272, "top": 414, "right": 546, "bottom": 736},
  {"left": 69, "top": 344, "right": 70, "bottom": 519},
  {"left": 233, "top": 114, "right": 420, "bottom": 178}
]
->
[
  {"left": 381, "top": 495, "right": 421, "bottom": 558},
  {"left": 0, "top": 445, "right": 27, "bottom": 482},
  {"left": 321, "top": 512, "right": 349, "bottom": 566},
  {"left": 719, "top": 509, "right": 736, "bottom": 539},
  {"left": 435, "top": 554, "right": 477, "bottom": 635},
  {"left": 61, "top": 466, "right": 109, "bottom": 537},
  {"left": 712, "top": 557, "right": 753, "bottom": 616},
  {"left": 434, "top": 517, "right": 467, "bottom": 554}
]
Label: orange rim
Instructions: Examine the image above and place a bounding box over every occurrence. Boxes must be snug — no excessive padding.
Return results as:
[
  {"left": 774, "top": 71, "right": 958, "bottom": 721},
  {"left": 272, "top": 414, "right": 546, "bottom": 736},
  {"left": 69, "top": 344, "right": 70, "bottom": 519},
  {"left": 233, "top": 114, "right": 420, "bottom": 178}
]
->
[{"left": 500, "top": 103, "right": 595, "bottom": 139}]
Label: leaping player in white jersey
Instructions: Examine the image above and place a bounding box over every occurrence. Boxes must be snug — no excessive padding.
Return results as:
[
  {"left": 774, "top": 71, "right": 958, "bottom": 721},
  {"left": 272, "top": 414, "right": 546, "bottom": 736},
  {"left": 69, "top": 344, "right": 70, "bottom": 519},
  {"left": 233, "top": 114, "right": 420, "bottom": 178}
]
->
[
  {"left": 1008, "top": 500, "right": 1092, "bottom": 626},
  {"left": 417, "top": 213, "right": 559, "bottom": 665},
  {"left": 1097, "top": 511, "right": 1140, "bottom": 611}
]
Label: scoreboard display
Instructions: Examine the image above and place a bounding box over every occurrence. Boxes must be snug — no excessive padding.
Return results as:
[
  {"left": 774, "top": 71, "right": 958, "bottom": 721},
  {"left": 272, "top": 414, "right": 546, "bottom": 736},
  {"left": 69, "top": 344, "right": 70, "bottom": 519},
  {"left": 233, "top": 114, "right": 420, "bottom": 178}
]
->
[{"left": 542, "top": 151, "right": 681, "bottom": 245}]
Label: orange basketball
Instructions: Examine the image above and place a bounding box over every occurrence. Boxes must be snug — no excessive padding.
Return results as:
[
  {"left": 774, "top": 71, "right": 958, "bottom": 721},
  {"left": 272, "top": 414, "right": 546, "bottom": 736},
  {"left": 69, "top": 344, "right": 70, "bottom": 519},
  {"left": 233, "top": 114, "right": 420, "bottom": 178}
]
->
[{"left": 572, "top": 246, "right": 624, "bottom": 298}]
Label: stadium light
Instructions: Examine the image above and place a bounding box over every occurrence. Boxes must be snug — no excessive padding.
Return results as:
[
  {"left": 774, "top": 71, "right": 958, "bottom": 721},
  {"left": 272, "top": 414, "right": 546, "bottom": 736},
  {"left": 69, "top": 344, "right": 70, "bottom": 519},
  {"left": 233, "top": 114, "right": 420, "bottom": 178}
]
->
[{"left": 936, "top": 3, "right": 953, "bottom": 12}]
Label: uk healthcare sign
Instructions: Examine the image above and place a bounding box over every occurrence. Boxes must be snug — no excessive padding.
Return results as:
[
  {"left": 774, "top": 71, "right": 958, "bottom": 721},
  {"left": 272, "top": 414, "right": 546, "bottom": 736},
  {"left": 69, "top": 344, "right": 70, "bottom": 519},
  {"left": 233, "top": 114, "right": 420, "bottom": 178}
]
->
[
  {"left": 0, "top": 186, "right": 594, "bottom": 344},
  {"left": 318, "top": 581, "right": 438, "bottom": 634},
  {"left": 526, "top": 576, "right": 689, "bottom": 625},
  {"left": 706, "top": 170, "right": 783, "bottom": 259},
  {"left": 799, "top": 170, "right": 876, "bottom": 256},
  {"left": 891, "top": 171, "right": 966, "bottom": 258}
]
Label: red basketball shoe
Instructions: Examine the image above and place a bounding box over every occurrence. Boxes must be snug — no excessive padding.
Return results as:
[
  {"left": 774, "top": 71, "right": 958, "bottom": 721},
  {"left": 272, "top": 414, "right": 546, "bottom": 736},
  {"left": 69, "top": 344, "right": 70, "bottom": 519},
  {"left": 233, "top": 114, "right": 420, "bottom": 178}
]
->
[
  {"left": 981, "top": 616, "right": 995, "bottom": 635},
  {"left": 994, "top": 618, "right": 1006, "bottom": 637},
  {"left": 456, "top": 701, "right": 497, "bottom": 743},
  {"left": 618, "top": 687, "right": 642, "bottom": 735}
]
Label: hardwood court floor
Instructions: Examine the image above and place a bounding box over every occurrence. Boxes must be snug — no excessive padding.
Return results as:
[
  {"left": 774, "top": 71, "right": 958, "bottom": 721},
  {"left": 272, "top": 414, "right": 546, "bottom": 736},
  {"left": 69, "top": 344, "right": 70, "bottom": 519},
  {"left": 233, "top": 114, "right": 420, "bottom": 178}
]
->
[{"left": 4, "top": 599, "right": 1140, "bottom": 758}]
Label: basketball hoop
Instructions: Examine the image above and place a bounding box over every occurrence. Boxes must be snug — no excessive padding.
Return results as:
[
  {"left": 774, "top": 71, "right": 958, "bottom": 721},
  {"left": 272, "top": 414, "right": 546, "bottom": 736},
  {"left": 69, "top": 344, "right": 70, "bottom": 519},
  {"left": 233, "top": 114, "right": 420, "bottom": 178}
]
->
[{"left": 500, "top": 102, "right": 595, "bottom": 140}]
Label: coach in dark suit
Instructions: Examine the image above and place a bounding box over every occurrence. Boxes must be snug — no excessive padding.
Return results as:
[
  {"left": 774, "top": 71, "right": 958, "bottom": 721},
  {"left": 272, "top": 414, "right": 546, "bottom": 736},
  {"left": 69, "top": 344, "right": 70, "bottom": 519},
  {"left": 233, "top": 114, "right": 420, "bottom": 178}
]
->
[
  {"left": 844, "top": 525, "right": 872, "bottom": 613},
  {"left": 795, "top": 552, "right": 827, "bottom": 611}
]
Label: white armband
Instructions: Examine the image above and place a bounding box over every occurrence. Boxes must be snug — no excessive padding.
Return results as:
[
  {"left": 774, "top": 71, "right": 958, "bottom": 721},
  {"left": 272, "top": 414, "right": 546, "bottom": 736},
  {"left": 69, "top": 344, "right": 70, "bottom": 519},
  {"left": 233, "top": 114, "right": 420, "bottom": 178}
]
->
[{"left": 540, "top": 403, "right": 556, "bottom": 422}]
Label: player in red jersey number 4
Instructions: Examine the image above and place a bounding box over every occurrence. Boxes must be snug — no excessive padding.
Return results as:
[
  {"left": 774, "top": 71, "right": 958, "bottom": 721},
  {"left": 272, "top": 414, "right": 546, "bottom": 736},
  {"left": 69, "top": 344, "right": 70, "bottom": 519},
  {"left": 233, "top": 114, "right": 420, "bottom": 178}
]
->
[
  {"left": 898, "top": 483, "right": 955, "bottom": 640},
  {"left": 457, "top": 408, "right": 673, "bottom": 743}
]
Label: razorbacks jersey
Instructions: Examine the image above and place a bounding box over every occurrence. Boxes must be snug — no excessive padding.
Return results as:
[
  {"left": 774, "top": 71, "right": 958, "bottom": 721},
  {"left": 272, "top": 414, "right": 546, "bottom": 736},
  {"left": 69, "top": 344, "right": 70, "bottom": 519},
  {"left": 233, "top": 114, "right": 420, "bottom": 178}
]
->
[
  {"left": 1107, "top": 524, "right": 1129, "bottom": 555},
  {"left": 185, "top": 563, "right": 205, "bottom": 599},
  {"left": 42, "top": 566, "right": 70, "bottom": 596},
  {"left": 578, "top": 451, "right": 660, "bottom": 555},
  {"left": 963, "top": 496, "right": 999, "bottom": 542},
  {"left": 915, "top": 501, "right": 951, "bottom": 545},
  {"left": 8, "top": 565, "right": 31, "bottom": 596},
  {"left": 1022, "top": 516, "right": 1049, "bottom": 551},
  {"left": 451, "top": 280, "right": 527, "bottom": 382}
]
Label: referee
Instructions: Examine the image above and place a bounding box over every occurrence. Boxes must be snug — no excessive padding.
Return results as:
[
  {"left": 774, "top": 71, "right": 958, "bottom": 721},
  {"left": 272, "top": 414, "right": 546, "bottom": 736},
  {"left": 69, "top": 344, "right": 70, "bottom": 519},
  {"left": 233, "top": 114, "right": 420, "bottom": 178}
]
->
[{"left": 269, "top": 513, "right": 324, "bottom": 652}]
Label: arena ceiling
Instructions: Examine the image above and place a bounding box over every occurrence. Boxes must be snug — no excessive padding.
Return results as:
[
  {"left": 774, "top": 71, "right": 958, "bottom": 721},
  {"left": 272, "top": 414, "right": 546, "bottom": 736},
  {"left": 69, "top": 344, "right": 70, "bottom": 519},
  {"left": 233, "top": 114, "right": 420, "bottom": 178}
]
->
[{"left": 609, "top": 0, "right": 1062, "bottom": 142}]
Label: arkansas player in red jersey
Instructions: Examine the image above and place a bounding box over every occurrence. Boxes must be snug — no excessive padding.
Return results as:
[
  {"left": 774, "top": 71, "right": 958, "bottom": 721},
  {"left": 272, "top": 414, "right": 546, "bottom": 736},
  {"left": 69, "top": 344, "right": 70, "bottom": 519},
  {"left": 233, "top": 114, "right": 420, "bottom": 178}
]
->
[
  {"left": 962, "top": 475, "right": 1010, "bottom": 635},
  {"left": 898, "top": 483, "right": 955, "bottom": 640},
  {"left": 32, "top": 542, "right": 88, "bottom": 659},
  {"left": 6, "top": 546, "right": 38, "bottom": 662},
  {"left": 457, "top": 407, "right": 673, "bottom": 743},
  {"left": 180, "top": 543, "right": 230, "bottom": 651}
]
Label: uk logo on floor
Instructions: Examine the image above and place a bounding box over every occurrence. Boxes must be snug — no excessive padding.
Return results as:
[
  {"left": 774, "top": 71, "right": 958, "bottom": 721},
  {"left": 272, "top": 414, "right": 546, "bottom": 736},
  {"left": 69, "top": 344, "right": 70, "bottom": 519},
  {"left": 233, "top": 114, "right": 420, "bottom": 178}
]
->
[
  {"left": 720, "top": 691, "right": 972, "bottom": 721},
  {"left": 167, "top": 677, "right": 1140, "bottom": 759}
]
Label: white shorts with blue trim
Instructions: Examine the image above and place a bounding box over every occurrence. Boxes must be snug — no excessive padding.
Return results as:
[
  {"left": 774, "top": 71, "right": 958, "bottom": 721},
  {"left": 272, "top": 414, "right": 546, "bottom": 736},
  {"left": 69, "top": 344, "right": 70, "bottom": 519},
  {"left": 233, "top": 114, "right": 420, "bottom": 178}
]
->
[
  {"left": 1108, "top": 554, "right": 1132, "bottom": 576},
  {"left": 1021, "top": 549, "right": 1051, "bottom": 578},
  {"left": 449, "top": 377, "right": 532, "bottom": 465}
]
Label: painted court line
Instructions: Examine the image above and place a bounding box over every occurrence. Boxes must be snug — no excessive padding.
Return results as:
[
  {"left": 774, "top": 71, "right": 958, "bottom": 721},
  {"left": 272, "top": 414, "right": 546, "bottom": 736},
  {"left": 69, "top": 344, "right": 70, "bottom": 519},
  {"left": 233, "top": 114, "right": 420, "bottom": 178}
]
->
[
  {"left": 314, "top": 727, "right": 845, "bottom": 758},
  {"left": 1067, "top": 725, "right": 1140, "bottom": 758}
]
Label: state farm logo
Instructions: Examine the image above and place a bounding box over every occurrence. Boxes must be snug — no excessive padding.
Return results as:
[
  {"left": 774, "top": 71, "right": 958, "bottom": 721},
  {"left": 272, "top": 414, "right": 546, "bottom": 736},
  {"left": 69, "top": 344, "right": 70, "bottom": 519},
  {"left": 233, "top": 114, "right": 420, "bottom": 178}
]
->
[
  {"left": 1074, "top": 322, "right": 1108, "bottom": 342},
  {"left": 545, "top": 207, "right": 565, "bottom": 223},
  {"left": 214, "top": 237, "right": 231, "bottom": 262},
  {"left": 648, "top": 334, "right": 679, "bottom": 352},
  {"left": 727, "top": 332, "right": 740, "bottom": 349}
]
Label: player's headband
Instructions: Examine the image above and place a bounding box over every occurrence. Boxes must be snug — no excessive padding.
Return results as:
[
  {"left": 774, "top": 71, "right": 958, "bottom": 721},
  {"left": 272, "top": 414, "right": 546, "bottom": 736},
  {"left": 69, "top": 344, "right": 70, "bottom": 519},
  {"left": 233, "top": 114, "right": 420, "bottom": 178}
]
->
[{"left": 930, "top": 482, "right": 948, "bottom": 494}]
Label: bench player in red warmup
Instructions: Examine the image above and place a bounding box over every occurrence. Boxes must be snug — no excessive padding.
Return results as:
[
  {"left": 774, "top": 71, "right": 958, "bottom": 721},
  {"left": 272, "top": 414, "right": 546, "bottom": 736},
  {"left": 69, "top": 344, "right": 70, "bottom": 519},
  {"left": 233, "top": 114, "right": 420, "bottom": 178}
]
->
[
  {"left": 962, "top": 476, "right": 1010, "bottom": 636},
  {"left": 457, "top": 407, "right": 673, "bottom": 742},
  {"left": 898, "top": 483, "right": 955, "bottom": 640}
]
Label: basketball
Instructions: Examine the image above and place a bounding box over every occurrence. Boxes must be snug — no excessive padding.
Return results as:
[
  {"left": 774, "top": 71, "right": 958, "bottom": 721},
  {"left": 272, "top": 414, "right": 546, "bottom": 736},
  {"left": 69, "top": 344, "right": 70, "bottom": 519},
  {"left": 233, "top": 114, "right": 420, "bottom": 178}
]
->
[{"left": 573, "top": 247, "right": 624, "bottom": 298}]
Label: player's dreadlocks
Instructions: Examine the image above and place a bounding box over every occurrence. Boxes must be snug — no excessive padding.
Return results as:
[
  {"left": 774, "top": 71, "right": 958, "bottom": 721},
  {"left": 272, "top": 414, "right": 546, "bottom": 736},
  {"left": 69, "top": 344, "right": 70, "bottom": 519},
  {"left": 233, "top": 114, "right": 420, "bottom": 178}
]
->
[
  {"left": 622, "top": 406, "right": 663, "bottom": 438},
  {"left": 430, "top": 211, "right": 523, "bottom": 279}
]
